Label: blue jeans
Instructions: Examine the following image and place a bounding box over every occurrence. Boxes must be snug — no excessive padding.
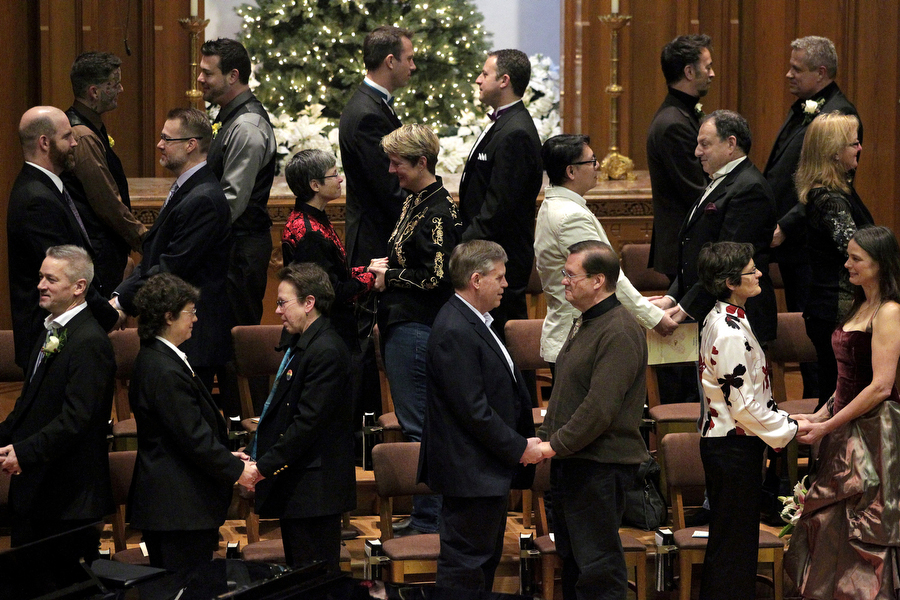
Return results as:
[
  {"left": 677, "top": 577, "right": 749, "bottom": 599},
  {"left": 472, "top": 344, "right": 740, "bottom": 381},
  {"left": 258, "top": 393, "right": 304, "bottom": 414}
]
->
[{"left": 384, "top": 321, "right": 441, "bottom": 533}]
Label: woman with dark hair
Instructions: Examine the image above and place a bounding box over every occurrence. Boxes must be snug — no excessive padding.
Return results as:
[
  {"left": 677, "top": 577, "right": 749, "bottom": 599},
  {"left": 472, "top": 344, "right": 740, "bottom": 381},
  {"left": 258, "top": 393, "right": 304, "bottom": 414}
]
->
[
  {"left": 696, "top": 241, "right": 802, "bottom": 600},
  {"left": 795, "top": 111, "right": 872, "bottom": 409},
  {"left": 128, "top": 273, "right": 259, "bottom": 573},
  {"left": 368, "top": 124, "right": 462, "bottom": 535},
  {"left": 282, "top": 149, "right": 375, "bottom": 347},
  {"left": 788, "top": 225, "right": 900, "bottom": 599}
]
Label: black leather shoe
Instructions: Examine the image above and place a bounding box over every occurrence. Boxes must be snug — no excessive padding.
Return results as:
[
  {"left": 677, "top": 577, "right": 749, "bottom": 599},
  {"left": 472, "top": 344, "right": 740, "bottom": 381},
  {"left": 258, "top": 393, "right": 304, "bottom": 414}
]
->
[
  {"left": 684, "top": 507, "right": 711, "bottom": 527},
  {"left": 392, "top": 526, "right": 425, "bottom": 538},
  {"left": 392, "top": 517, "right": 412, "bottom": 532}
]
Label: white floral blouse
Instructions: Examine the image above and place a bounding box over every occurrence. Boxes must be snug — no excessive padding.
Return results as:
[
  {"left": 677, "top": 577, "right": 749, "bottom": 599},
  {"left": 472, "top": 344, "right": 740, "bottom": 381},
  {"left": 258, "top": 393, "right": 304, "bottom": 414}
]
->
[{"left": 699, "top": 301, "right": 798, "bottom": 450}]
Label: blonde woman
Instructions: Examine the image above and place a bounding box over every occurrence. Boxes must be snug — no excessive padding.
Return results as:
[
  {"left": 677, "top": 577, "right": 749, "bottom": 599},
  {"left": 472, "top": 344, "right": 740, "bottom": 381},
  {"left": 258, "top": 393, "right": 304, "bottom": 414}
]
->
[{"left": 795, "top": 111, "right": 872, "bottom": 409}]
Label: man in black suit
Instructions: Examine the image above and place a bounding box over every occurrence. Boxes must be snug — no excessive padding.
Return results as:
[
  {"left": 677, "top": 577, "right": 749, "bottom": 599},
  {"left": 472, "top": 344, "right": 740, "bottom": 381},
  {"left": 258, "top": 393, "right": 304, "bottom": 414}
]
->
[
  {"left": 6, "top": 106, "right": 120, "bottom": 369},
  {"left": 63, "top": 51, "right": 146, "bottom": 295},
  {"left": 113, "top": 107, "right": 233, "bottom": 394},
  {"left": 339, "top": 26, "right": 415, "bottom": 268},
  {"left": 764, "top": 36, "right": 860, "bottom": 395},
  {"left": 0, "top": 245, "right": 115, "bottom": 550},
  {"left": 458, "top": 49, "right": 543, "bottom": 341},
  {"left": 647, "top": 34, "right": 714, "bottom": 281},
  {"left": 251, "top": 263, "right": 356, "bottom": 573},
  {"left": 656, "top": 110, "right": 777, "bottom": 343},
  {"left": 418, "top": 240, "right": 542, "bottom": 591}
]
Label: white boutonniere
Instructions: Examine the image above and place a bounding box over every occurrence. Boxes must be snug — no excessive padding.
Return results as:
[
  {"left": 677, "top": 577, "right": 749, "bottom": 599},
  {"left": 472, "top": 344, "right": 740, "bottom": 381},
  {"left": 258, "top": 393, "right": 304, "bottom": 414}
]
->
[
  {"left": 695, "top": 103, "right": 704, "bottom": 118},
  {"left": 212, "top": 122, "right": 221, "bottom": 138},
  {"left": 107, "top": 135, "right": 115, "bottom": 148},
  {"left": 802, "top": 99, "right": 825, "bottom": 124},
  {"left": 41, "top": 328, "right": 67, "bottom": 358}
]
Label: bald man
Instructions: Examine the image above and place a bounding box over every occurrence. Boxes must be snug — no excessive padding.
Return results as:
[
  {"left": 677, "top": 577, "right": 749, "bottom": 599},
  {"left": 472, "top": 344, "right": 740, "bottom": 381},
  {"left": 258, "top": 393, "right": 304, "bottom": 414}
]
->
[{"left": 7, "top": 106, "right": 119, "bottom": 369}]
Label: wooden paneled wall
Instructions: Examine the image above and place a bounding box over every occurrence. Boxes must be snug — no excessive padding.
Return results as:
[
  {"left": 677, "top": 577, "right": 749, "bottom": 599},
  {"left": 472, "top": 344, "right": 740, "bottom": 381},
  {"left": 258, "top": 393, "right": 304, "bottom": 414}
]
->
[
  {"left": 562, "top": 0, "right": 900, "bottom": 232},
  {"left": 0, "top": 0, "right": 199, "bottom": 329}
]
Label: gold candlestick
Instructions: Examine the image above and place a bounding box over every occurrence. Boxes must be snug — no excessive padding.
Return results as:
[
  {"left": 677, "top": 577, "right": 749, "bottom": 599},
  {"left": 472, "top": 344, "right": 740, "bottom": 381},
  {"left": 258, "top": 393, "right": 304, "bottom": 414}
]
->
[
  {"left": 598, "top": 13, "right": 634, "bottom": 180},
  {"left": 179, "top": 16, "right": 210, "bottom": 110}
]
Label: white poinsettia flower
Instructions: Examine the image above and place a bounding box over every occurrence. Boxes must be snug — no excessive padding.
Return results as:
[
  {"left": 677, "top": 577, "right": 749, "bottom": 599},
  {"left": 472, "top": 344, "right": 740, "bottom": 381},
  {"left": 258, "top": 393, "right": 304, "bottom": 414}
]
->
[{"left": 803, "top": 99, "right": 819, "bottom": 114}]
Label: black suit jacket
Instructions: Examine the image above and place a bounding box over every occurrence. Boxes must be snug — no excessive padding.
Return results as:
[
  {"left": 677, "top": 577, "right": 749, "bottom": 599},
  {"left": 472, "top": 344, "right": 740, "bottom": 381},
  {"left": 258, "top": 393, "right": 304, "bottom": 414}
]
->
[
  {"left": 418, "top": 295, "right": 535, "bottom": 496},
  {"left": 128, "top": 339, "right": 244, "bottom": 531},
  {"left": 646, "top": 90, "right": 707, "bottom": 277},
  {"left": 0, "top": 307, "right": 115, "bottom": 522},
  {"left": 338, "top": 83, "right": 405, "bottom": 267},
  {"left": 115, "top": 164, "right": 234, "bottom": 368},
  {"left": 458, "top": 102, "right": 543, "bottom": 294},
  {"left": 763, "top": 82, "right": 860, "bottom": 261},
  {"left": 6, "top": 163, "right": 119, "bottom": 368},
  {"left": 668, "top": 159, "right": 778, "bottom": 342},
  {"left": 254, "top": 317, "right": 356, "bottom": 519}
]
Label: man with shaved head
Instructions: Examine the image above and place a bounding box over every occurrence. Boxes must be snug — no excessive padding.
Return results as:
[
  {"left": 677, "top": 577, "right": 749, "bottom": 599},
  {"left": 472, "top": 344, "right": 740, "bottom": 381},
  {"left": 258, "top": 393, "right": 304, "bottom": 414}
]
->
[{"left": 6, "top": 106, "right": 119, "bottom": 369}]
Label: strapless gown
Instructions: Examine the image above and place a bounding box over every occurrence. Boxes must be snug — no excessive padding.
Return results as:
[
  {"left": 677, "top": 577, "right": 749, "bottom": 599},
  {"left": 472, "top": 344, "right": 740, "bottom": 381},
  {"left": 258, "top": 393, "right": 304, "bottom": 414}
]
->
[{"left": 786, "top": 328, "right": 900, "bottom": 599}]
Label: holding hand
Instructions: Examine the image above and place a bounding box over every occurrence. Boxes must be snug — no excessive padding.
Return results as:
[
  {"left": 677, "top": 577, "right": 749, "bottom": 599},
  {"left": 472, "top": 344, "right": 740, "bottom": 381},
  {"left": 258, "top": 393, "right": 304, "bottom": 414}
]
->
[
  {"left": 653, "top": 313, "right": 679, "bottom": 337},
  {"left": 0, "top": 445, "right": 21, "bottom": 475},
  {"left": 237, "top": 462, "right": 264, "bottom": 491},
  {"left": 538, "top": 441, "right": 555, "bottom": 459},
  {"left": 519, "top": 437, "right": 544, "bottom": 465}
]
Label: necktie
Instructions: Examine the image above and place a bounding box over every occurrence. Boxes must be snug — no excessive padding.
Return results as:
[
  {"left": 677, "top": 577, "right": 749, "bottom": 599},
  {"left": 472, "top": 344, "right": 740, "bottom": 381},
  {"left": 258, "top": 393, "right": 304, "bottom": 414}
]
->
[
  {"left": 246, "top": 347, "right": 295, "bottom": 460},
  {"left": 160, "top": 182, "right": 179, "bottom": 213},
  {"left": 32, "top": 327, "right": 58, "bottom": 381},
  {"left": 568, "top": 316, "right": 583, "bottom": 341},
  {"left": 63, "top": 188, "right": 90, "bottom": 242}
]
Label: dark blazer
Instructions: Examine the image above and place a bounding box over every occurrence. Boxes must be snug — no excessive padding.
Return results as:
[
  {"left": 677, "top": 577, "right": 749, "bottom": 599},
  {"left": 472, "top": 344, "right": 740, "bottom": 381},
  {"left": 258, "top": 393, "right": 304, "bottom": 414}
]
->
[
  {"left": 254, "top": 317, "right": 356, "bottom": 519},
  {"left": 128, "top": 338, "right": 244, "bottom": 531},
  {"left": 418, "top": 295, "right": 535, "bottom": 496},
  {"left": 458, "top": 101, "right": 543, "bottom": 295},
  {"left": 6, "top": 163, "right": 119, "bottom": 369},
  {"left": 668, "top": 158, "right": 778, "bottom": 342},
  {"left": 646, "top": 90, "right": 708, "bottom": 277},
  {"left": 338, "top": 83, "right": 405, "bottom": 267},
  {"left": 763, "top": 82, "right": 860, "bottom": 261},
  {"left": 115, "top": 164, "right": 233, "bottom": 368},
  {"left": 0, "top": 307, "right": 115, "bottom": 523}
]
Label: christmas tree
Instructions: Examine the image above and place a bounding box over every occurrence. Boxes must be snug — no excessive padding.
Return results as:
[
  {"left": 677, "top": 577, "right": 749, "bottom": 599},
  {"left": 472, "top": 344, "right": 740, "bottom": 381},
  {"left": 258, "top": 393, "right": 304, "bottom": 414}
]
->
[{"left": 237, "top": 0, "right": 492, "bottom": 133}]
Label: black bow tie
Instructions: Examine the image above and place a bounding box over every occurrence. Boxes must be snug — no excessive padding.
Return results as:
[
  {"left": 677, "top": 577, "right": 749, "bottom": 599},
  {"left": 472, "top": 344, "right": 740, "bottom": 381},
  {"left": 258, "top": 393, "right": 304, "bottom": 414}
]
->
[{"left": 489, "top": 107, "right": 510, "bottom": 122}]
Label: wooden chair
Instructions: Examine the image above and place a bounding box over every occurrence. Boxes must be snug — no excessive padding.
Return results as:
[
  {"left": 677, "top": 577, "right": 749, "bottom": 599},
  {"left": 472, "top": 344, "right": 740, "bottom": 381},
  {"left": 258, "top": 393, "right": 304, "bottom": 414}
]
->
[
  {"left": 659, "top": 433, "right": 784, "bottom": 600},
  {"left": 109, "top": 329, "right": 140, "bottom": 451},
  {"left": 232, "top": 325, "right": 285, "bottom": 432},
  {"left": 372, "top": 442, "right": 440, "bottom": 583},
  {"left": 530, "top": 460, "right": 648, "bottom": 600},
  {"left": 504, "top": 318, "right": 553, "bottom": 408},
  {"left": 526, "top": 261, "right": 547, "bottom": 320},
  {"left": 240, "top": 538, "right": 352, "bottom": 572},
  {"left": 108, "top": 450, "right": 150, "bottom": 564},
  {"left": 619, "top": 243, "right": 671, "bottom": 297},
  {"left": 767, "top": 312, "right": 819, "bottom": 487}
]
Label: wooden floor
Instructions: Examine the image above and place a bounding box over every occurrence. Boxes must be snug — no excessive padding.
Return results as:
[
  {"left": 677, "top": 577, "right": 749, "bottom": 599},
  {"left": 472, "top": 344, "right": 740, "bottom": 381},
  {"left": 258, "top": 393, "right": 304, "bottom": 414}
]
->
[{"left": 0, "top": 376, "right": 805, "bottom": 599}]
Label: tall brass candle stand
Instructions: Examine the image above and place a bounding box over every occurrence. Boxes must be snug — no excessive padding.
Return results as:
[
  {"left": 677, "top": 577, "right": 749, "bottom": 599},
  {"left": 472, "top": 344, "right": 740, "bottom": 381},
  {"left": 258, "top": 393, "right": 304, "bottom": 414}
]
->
[
  {"left": 598, "top": 12, "right": 634, "bottom": 180},
  {"left": 179, "top": 16, "right": 209, "bottom": 110}
]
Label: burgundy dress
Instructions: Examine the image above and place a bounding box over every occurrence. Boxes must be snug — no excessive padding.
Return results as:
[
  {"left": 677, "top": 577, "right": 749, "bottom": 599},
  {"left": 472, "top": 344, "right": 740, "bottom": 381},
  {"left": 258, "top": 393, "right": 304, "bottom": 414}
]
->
[{"left": 787, "top": 328, "right": 900, "bottom": 599}]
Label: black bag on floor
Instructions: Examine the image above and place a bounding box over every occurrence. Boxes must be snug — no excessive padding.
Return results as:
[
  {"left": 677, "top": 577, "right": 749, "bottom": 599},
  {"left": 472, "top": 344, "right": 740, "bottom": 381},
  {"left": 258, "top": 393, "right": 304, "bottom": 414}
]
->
[{"left": 622, "top": 458, "right": 667, "bottom": 530}]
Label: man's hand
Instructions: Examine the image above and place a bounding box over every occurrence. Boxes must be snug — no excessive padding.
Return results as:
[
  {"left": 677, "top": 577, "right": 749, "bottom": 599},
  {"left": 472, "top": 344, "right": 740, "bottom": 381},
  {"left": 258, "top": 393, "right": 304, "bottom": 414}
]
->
[
  {"left": 237, "top": 462, "right": 263, "bottom": 491},
  {"left": 665, "top": 305, "right": 688, "bottom": 324},
  {"left": 538, "top": 441, "right": 556, "bottom": 459},
  {"left": 519, "top": 437, "right": 544, "bottom": 465},
  {"left": 771, "top": 224, "right": 786, "bottom": 248},
  {"left": 0, "top": 445, "right": 21, "bottom": 475},
  {"left": 107, "top": 298, "right": 127, "bottom": 330},
  {"left": 649, "top": 296, "right": 675, "bottom": 310},
  {"left": 652, "top": 313, "right": 679, "bottom": 337}
]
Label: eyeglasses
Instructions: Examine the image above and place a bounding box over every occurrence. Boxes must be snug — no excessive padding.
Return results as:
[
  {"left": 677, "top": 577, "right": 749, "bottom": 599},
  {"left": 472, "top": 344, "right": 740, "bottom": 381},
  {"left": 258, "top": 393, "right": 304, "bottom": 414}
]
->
[
  {"left": 321, "top": 170, "right": 343, "bottom": 179},
  {"left": 740, "top": 267, "right": 760, "bottom": 277},
  {"left": 181, "top": 307, "right": 197, "bottom": 315},
  {"left": 571, "top": 158, "right": 598, "bottom": 167},
  {"left": 847, "top": 141, "right": 862, "bottom": 149},
  {"left": 159, "top": 135, "right": 200, "bottom": 144},
  {"left": 561, "top": 268, "right": 593, "bottom": 282},
  {"left": 275, "top": 298, "right": 298, "bottom": 309}
]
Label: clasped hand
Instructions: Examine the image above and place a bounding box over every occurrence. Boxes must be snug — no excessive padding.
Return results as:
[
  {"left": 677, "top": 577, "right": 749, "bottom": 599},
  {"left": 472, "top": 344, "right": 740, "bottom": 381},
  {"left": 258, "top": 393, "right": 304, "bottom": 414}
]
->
[
  {"left": 0, "top": 445, "right": 20, "bottom": 475},
  {"left": 519, "top": 437, "right": 556, "bottom": 465},
  {"left": 233, "top": 451, "right": 265, "bottom": 491}
]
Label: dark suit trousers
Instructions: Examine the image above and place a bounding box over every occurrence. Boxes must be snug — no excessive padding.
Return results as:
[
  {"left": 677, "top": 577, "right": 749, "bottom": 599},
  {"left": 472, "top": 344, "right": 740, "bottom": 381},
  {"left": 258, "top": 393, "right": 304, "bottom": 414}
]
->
[
  {"left": 700, "top": 436, "right": 766, "bottom": 600},
  {"left": 550, "top": 458, "right": 636, "bottom": 600},
  {"left": 805, "top": 316, "right": 838, "bottom": 411},
  {"left": 228, "top": 231, "right": 272, "bottom": 327},
  {"left": 144, "top": 529, "right": 219, "bottom": 574},
  {"left": 436, "top": 495, "right": 508, "bottom": 591},
  {"left": 280, "top": 514, "right": 342, "bottom": 573}
]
